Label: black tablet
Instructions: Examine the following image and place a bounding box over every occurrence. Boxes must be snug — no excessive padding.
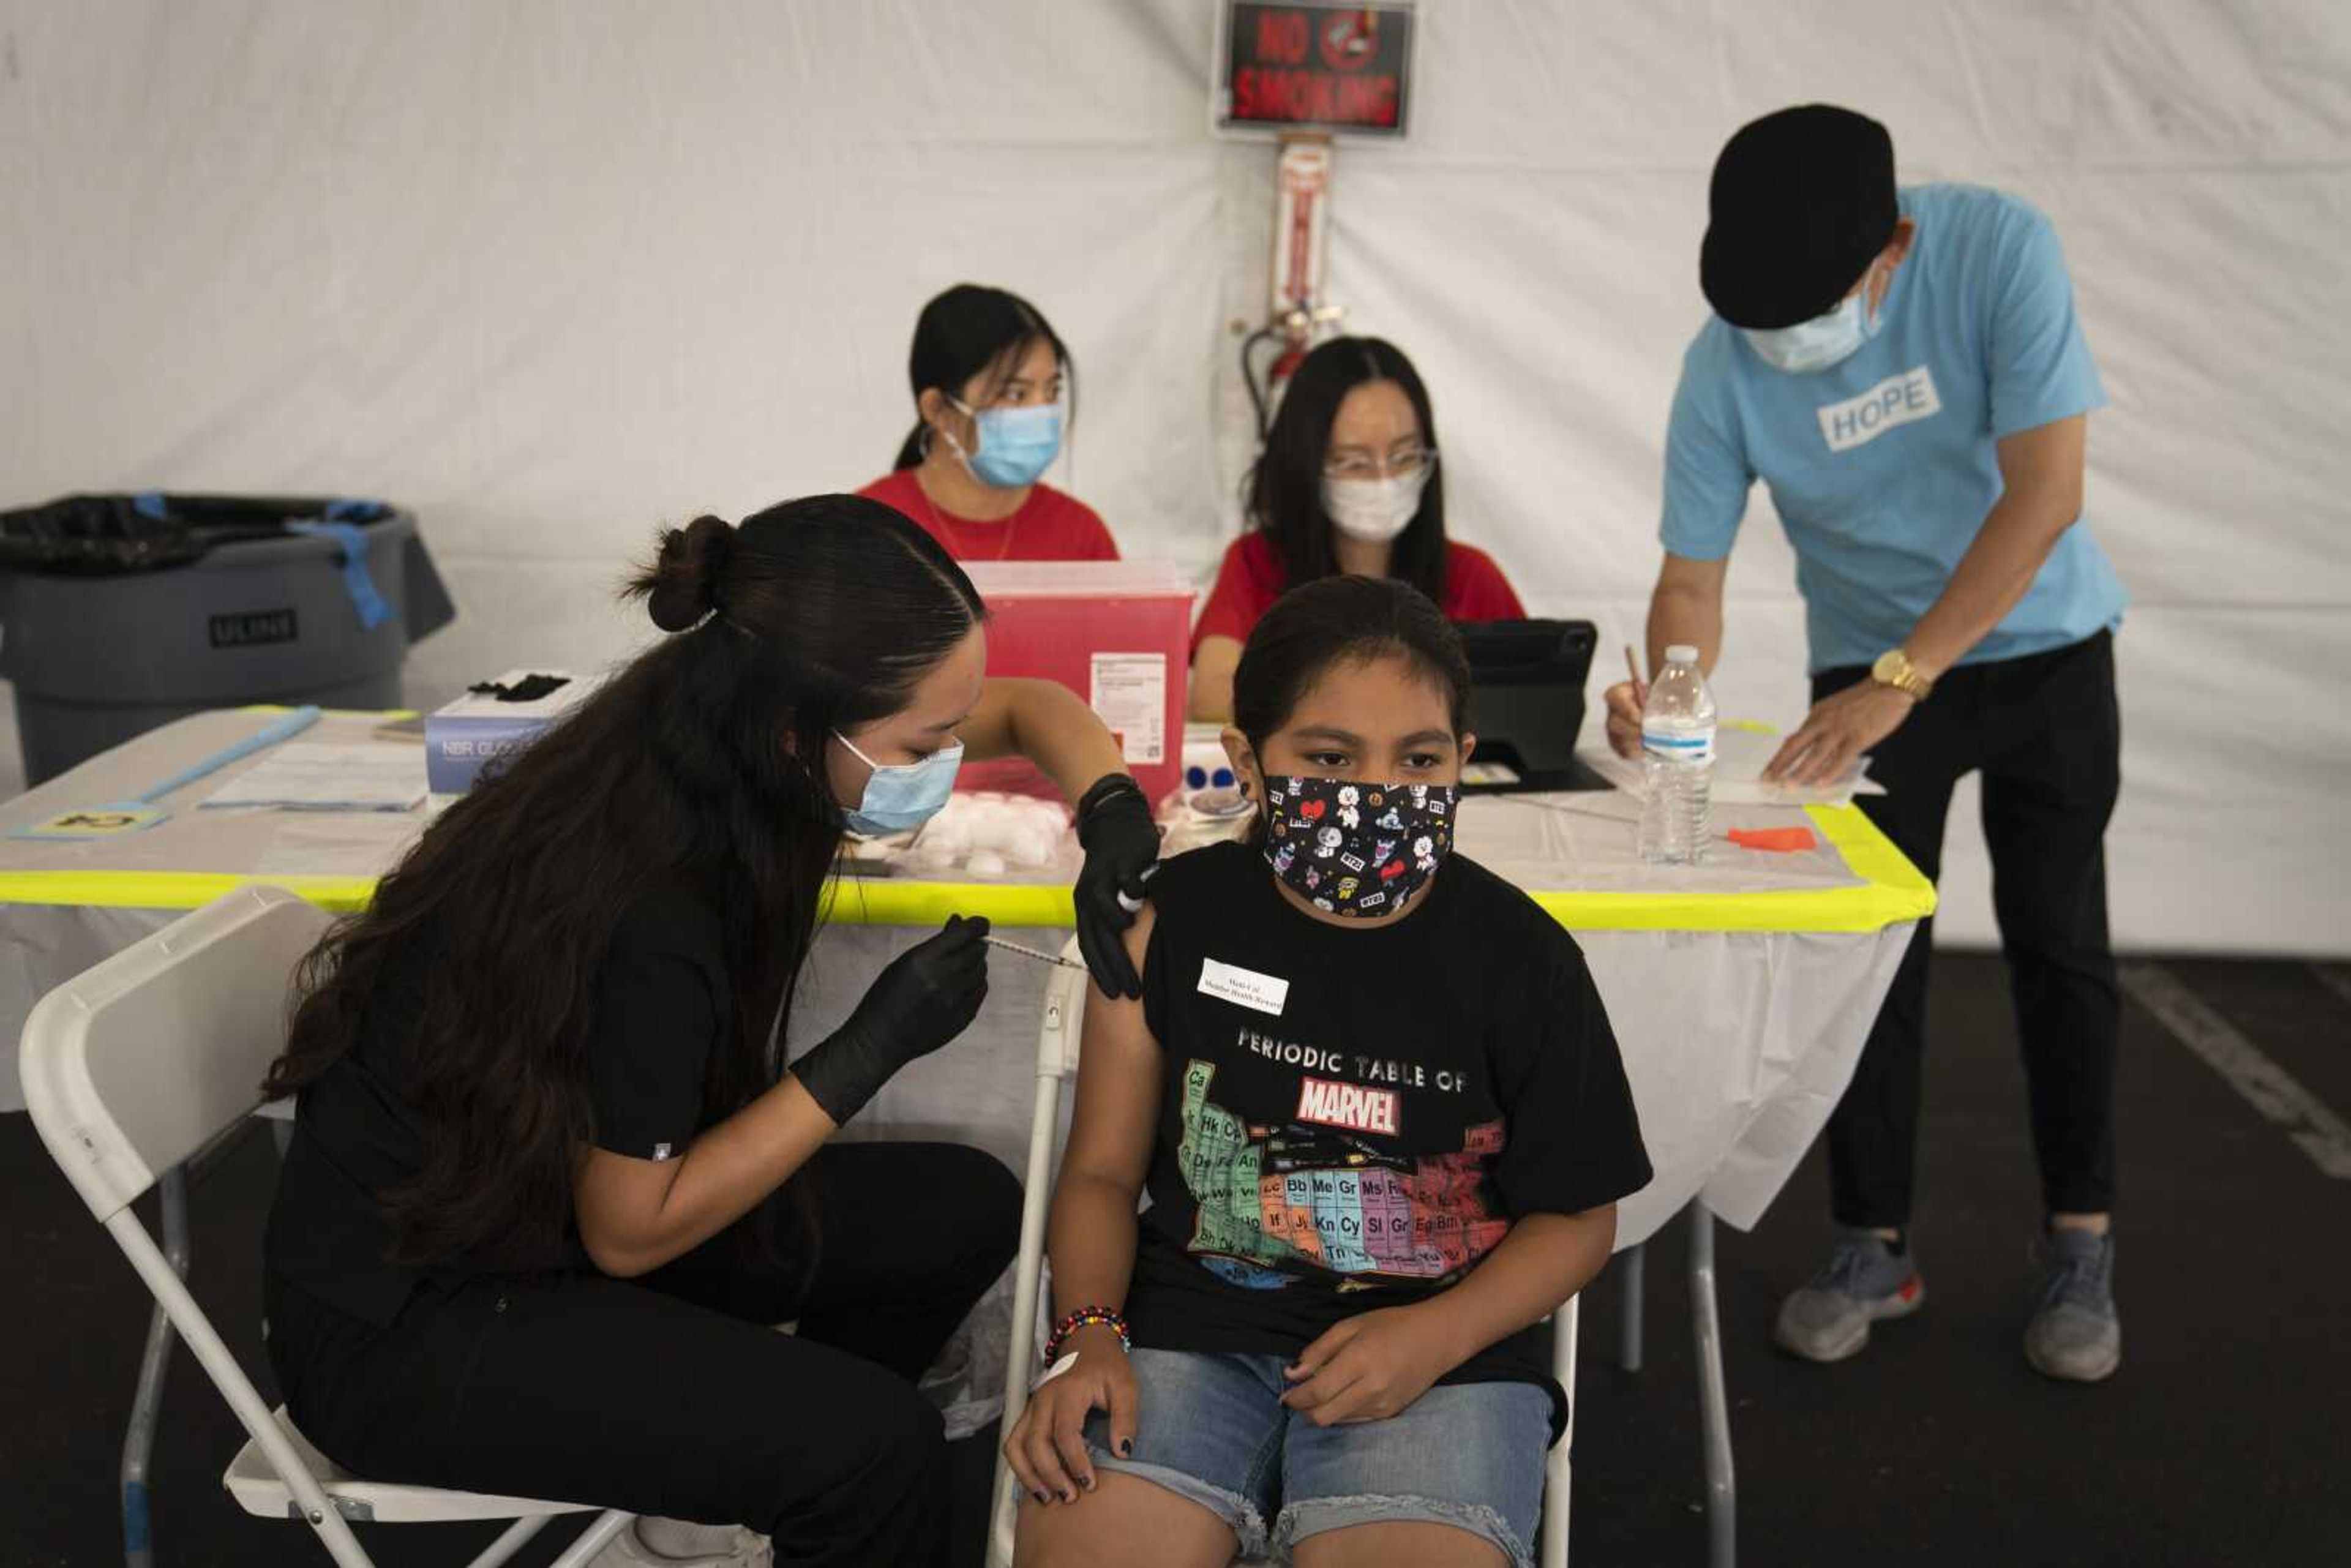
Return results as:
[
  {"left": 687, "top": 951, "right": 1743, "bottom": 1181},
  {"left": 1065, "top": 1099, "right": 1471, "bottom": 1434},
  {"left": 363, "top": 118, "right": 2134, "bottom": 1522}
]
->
[{"left": 1452, "top": 618, "right": 1613, "bottom": 794}]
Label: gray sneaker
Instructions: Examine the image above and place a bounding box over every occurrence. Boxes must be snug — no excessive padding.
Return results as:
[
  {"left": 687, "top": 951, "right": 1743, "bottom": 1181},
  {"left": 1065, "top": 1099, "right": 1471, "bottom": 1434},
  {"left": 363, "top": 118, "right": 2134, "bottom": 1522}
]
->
[
  {"left": 2025, "top": 1226, "right": 2121, "bottom": 1382},
  {"left": 1774, "top": 1226, "right": 1926, "bottom": 1363}
]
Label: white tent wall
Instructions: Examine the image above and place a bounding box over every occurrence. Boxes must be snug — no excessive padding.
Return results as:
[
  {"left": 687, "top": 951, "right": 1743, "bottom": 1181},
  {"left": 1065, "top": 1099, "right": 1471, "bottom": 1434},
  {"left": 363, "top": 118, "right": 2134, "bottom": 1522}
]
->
[{"left": 2, "top": 1, "right": 2344, "bottom": 955}]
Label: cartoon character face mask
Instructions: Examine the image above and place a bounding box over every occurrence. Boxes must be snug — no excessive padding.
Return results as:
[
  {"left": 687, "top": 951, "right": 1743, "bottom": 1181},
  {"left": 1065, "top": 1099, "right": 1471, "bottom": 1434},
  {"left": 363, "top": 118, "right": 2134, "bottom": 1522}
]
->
[{"left": 1261, "top": 776, "right": 1456, "bottom": 918}]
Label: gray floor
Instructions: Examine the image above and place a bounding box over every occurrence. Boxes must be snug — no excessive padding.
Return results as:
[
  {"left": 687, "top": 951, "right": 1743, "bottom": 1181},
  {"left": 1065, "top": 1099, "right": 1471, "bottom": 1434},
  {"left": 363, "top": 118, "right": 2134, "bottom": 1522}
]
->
[{"left": 4, "top": 952, "right": 2347, "bottom": 1566}]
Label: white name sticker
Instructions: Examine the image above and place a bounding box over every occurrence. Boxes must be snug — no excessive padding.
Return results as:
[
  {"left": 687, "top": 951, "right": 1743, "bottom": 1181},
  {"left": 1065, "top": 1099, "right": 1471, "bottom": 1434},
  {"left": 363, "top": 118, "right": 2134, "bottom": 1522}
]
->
[
  {"left": 1817, "top": 366, "right": 1942, "bottom": 454},
  {"left": 1198, "top": 957, "right": 1290, "bottom": 1018}
]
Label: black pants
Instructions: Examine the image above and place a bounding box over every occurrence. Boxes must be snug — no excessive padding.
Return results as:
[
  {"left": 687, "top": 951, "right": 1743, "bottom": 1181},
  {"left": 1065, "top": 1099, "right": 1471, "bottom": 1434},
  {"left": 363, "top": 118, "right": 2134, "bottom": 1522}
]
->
[
  {"left": 266, "top": 1142, "right": 1021, "bottom": 1567},
  {"left": 1821, "top": 631, "right": 2121, "bottom": 1230}
]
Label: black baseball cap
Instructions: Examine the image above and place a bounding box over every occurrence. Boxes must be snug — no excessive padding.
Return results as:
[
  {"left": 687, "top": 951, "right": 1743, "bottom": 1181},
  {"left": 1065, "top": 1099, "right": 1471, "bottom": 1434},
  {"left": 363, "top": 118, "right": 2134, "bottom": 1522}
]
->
[{"left": 1700, "top": 105, "right": 1898, "bottom": 330}]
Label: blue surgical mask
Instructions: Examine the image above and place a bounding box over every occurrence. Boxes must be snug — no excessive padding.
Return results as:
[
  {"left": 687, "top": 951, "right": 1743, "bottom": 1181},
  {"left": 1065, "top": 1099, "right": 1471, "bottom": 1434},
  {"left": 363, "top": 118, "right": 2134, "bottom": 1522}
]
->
[
  {"left": 835, "top": 732, "right": 964, "bottom": 836},
  {"left": 1742, "top": 266, "right": 1881, "bottom": 374},
  {"left": 948, "top": 398, "right": 1063, "bottom": 489}
]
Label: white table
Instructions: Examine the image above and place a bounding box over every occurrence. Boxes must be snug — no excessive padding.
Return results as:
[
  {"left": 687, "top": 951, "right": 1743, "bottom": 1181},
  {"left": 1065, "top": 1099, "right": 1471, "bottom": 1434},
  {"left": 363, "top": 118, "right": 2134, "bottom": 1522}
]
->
[{"left": 2, "top": 710, "right": 1933, "bottom": 1567}]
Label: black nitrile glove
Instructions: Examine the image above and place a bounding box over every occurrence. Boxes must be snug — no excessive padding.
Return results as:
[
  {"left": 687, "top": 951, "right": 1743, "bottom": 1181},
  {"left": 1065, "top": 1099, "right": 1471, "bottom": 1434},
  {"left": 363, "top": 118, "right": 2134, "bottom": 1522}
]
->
[
  {"left": 790, "top": 914, "right": 991, "bottom": 1125},
  {"left": 1073, "top": 774, "right": 1159, "bottom": 1000}
]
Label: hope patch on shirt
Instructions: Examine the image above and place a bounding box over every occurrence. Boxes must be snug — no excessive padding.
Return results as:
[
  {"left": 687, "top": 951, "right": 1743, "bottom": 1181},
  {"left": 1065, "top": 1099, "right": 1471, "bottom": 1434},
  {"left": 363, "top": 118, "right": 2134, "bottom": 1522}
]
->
[{"left": 1817, "top": 366, "right": 1942, "bottom": 454}]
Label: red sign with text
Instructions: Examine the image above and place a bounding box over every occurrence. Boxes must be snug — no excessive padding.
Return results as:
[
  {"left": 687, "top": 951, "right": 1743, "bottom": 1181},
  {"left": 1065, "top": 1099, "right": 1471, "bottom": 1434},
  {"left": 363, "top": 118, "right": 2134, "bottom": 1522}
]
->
[{"left": 1221, "top": 4, "right": 1414, "bottom": 136}]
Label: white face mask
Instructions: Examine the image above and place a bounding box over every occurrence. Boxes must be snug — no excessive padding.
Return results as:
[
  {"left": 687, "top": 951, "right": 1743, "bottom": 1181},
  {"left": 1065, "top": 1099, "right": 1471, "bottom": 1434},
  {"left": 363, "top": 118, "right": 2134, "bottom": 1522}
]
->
[
  {"left": 1742, "top": 263, "right": 1883, "bottom": 374},
  {"left": 1321, "top": 468, "right": 1433, "bottom": 543}
]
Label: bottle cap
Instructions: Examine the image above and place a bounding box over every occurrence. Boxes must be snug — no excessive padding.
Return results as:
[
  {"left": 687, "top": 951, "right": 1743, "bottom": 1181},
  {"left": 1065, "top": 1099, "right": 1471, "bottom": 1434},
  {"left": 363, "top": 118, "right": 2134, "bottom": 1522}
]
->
[{"left": 1665, "top": 644, "right": 1701, "bottom": 666}]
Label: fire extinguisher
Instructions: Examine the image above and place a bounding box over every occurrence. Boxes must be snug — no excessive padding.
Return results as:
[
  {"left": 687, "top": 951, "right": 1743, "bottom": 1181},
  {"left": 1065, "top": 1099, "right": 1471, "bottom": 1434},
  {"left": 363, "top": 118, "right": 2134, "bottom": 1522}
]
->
[{"left": 1242, "top": 133, "right": 1346, "bottom": 438}]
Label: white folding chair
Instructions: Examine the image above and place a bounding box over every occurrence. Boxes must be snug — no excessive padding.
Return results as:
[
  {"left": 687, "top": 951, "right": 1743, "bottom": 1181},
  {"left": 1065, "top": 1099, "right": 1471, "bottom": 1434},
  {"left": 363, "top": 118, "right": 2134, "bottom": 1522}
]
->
[
  {"left": 17, "top": 885, "right": 635, "bottom": 1568},
  {"left": 987, "top": 938, "right": 1581, "bottom": 1568}
]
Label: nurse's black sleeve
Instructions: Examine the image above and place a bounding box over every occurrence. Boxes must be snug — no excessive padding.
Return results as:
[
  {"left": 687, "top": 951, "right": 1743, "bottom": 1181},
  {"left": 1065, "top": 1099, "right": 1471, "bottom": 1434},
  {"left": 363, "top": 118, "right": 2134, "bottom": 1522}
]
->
[
  {"left": 584, "top": 899, "right": 728, "bottom": 1163},
  {"left": 1490, "top": 940, "right": 1654, "bottom": 1218}
]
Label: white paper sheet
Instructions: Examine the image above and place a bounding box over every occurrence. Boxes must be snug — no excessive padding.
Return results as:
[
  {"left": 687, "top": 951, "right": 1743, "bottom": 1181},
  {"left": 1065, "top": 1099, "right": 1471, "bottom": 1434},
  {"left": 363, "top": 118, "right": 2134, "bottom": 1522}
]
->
[
  {"left": 1586, "top": 727, "right": 1884, "bottom": 808},
  {"left": 200, "top": 743, "right": 427, "bottom": 812}
]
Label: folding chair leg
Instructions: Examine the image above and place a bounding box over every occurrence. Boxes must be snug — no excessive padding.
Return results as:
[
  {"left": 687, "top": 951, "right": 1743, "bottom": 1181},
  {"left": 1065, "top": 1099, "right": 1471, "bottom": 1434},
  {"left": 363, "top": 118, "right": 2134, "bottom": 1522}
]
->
[
  {"left": 543, "top": 1510, "right": 636, "bottom": 1568},
  {"left": 990, "top": 1070, "right": 1065, "bottom": 1567},
  {"left": 1689, "top": 1206, "right": 1736, "bottom": 1568},
  {"left": 107, "top": 1212, "right": 375, "bottom": 1568},
  {"left": 466, "top": 1514, "right": 552, "bottom": 1567},
  {"left": 1619, "top": 1241, "right": 1646, "bottom": 1372},
  {"left": 1539, "top": 1296, "right": 1578, "bottom": 1568},
  {"left": 121, "top": 1165, "right": 189, "bottom": 1568}
]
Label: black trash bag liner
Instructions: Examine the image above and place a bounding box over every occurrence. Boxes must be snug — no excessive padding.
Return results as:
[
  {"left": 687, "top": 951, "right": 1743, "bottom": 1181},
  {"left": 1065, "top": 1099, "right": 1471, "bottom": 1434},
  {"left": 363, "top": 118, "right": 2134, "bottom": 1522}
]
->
[{"left": 0, "top": 492, "right": 394, "bottom": 576}]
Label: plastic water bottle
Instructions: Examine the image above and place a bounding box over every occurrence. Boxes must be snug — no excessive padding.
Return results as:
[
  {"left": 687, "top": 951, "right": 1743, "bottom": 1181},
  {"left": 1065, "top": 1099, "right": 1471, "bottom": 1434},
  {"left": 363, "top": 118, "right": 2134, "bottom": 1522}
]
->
[{"left": 1638, "top": 645, "right": 1717, "bottom": 865}]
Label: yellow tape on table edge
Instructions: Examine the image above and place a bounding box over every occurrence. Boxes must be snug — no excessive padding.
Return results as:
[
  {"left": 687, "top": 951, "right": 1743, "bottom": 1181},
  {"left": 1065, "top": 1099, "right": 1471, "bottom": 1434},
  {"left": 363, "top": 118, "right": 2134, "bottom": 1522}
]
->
[
  {"left": 242, "top": 704, "right": 419, "bottom": 720},
  {"left": 0, "top": 806, "right": 1933, "bottom": 932},
  {"left": 0, "top": 871, "right": 388, "bottom": 915},
  {"left": 820, "top": 805, "right": 1935, "bottom": 932}
]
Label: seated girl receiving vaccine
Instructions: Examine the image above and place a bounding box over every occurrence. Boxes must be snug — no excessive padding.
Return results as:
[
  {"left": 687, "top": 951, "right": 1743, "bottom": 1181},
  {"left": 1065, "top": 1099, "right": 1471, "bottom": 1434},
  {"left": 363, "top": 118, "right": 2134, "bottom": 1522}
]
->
[{"left": 1007, "top": 576, "right": 1653, "bottom": 1568}]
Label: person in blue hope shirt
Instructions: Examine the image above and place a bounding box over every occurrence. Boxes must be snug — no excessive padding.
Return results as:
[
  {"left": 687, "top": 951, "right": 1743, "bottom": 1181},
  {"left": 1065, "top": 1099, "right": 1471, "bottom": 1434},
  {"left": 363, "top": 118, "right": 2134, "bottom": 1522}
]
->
[{"left": 1602, "top": 105, "right": 2128, "bottom": 1383}]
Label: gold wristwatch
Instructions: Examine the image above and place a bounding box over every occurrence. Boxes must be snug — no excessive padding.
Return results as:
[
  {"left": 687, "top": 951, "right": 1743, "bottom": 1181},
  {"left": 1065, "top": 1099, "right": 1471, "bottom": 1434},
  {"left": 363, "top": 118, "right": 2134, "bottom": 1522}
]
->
[{"left": 1872, "top": 648, "right": 1933, "bottom": 701}]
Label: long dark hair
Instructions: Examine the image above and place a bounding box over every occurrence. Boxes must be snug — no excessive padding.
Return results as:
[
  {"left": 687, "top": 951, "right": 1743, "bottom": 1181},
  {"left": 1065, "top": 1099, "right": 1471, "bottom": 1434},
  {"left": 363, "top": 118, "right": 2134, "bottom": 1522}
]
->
[
  {"left": 262, "top": 496, "right": 986, "bottom": 1269},
  {"left": 1246, "top": 336, "right": 1449, "bottom": 607},
  {"left": 891, "top": 283, "right": 1074, "bottom": 470},
  {"left": 1232, "top": 576, "right": 1471, "bottom": 839}
]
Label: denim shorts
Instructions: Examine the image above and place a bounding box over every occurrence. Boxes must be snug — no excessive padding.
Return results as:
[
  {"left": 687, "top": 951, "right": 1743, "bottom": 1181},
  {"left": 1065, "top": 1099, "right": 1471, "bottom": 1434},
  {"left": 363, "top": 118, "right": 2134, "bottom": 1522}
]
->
[{"left": 1079, "top": 1348, "right": 1550, "bottom": 1566}]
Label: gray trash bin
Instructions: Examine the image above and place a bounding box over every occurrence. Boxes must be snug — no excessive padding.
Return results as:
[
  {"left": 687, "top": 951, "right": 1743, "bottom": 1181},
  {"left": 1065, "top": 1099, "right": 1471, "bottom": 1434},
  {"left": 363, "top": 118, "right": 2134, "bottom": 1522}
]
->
[{"left": 0, "top": 493, "right": 455, "bottom": 785}]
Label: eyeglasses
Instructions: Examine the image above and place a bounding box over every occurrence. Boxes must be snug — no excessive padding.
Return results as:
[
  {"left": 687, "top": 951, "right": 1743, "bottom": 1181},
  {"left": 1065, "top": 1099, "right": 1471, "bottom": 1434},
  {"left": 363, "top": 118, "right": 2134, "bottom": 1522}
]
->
[{"left": 1322, "top": 446, "right": 1437, "bottom": 481}]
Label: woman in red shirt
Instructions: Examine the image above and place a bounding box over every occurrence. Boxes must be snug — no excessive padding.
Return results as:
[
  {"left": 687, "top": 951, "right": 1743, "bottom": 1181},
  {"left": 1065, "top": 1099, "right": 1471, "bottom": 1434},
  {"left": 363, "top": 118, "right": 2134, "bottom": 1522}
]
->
[
  {"left": 858, "top": 284, "right": 1120, "bottom": 562},
  {"left": 1189, "top": 337, "right": 1523, "bottom": 719}
]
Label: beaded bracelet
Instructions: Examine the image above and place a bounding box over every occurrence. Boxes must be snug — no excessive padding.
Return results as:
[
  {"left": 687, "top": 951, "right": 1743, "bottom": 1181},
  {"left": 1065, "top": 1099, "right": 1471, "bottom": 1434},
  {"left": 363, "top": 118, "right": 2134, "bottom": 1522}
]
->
[{"left": 1044, "top": 1305, "right": 1131, "bottom": 1362}]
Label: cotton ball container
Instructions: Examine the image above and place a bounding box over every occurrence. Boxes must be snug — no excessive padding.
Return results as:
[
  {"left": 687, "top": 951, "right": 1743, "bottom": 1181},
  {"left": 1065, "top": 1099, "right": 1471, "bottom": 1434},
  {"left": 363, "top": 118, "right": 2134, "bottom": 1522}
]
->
[
  {"left": 966, "top": 801, "right": 1030, "bottom": 855},
  {"left": 925, "top": 809, "right": 974, "bottom": 852},
  {"left": 1019, "top": 799, "right": 1071, "bottom": 833},
  {"left": 1022, "top": 801, "right": 1073, "bottom": 861},
  {"left": 910, "top": 824, "right": 968, "bottom": 871},
  {"left": 1007, "top": 823, "right": 1057, "bottom": 868}
]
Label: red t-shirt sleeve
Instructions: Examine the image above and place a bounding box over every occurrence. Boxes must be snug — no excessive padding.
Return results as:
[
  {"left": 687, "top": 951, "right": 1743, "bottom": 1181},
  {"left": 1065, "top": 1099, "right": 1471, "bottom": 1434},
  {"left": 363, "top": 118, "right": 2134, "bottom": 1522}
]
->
[
  {"left": 1192, "top": 536, "right": 1284, "bottom": 653},
  {"left": 1035, "top": 490, "right": 1121, "bottom": 560},
  {"left": 856, "top": 470, "right": 963, "bottom": 558},
  {"left": 852, "top": 475, "right": 1117, "bottom": 562},
  {"left": 1445, "top": 544, "right": 1526, "bottom": 621},
  {"left": 855, "top": 469, "right": 914, "bottom": 511},
  {"left": 855, "top": 470, "right": 942, "bottom": 541}
]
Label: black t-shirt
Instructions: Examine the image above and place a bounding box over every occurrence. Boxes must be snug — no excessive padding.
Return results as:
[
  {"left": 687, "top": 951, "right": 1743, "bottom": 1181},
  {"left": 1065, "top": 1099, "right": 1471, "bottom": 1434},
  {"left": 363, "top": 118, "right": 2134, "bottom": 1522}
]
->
[
  {"left": 263, "top": 883, "right": 731, "bottom": 1327},
  {"left": 1129, "top": 840, "right": 1652, "bottom": 1431}
]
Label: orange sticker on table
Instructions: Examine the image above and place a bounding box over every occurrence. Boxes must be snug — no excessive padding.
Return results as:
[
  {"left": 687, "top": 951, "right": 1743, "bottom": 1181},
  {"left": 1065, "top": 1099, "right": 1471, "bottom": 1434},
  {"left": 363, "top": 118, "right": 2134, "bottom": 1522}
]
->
[{"left": 1727, "top": 827, "right": 1818, "bottom": 853}]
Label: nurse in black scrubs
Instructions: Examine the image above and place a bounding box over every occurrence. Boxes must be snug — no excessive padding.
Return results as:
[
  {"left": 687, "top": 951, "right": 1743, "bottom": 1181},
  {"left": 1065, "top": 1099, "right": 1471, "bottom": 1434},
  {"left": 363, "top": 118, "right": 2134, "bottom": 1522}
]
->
[{"left": 259, "top": 495, "right": 1160, "bottom": 1567}]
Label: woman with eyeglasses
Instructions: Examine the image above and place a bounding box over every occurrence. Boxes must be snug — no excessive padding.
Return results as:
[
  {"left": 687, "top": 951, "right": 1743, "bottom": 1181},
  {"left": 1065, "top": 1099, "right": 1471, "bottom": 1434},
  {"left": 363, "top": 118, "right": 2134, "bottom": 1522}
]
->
[
  {"left": 1188, "top": 337, "right": 1524, "bottom": 721},
  {"left": 859, "top": 283, "right": 1120, "bottom": 563}
]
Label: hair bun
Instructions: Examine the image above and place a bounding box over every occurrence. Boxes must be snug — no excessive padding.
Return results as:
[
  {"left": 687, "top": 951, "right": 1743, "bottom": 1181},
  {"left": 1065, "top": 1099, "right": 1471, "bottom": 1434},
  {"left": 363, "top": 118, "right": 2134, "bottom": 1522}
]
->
[{"left": 645, "top": 514, "right": 735, "bottom": 632}]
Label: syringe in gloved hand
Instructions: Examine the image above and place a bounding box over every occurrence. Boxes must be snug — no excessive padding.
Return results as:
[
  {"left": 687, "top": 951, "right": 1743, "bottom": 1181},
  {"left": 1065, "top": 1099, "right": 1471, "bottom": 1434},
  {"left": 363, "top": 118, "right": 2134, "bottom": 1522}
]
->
[{"left": 982, "top": 934, "right": 1092, "bottom": 973}]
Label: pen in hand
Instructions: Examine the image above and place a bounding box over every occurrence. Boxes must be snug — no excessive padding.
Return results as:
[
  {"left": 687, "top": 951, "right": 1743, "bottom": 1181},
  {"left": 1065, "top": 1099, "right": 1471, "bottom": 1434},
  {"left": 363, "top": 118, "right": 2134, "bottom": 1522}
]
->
[{"left": 1623, "top": 643, "right": 1649, "bottom": 708}]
